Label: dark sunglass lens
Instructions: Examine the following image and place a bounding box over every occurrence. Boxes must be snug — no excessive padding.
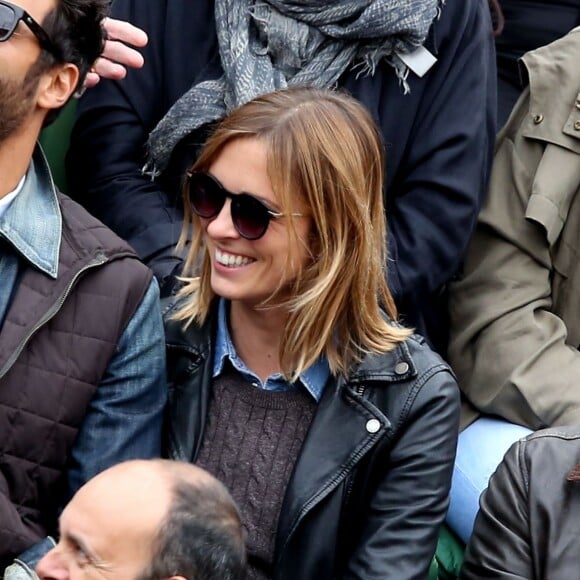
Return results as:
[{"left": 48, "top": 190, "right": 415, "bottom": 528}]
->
[
  {"left": 189, "top": 174, "right": 224, "bottom": 218},
  {"left": 232, "top": 195, "right": 271, "bottom": 240},
  {"left": 0, "top": 5, "right": 15, "bottom": 39}
]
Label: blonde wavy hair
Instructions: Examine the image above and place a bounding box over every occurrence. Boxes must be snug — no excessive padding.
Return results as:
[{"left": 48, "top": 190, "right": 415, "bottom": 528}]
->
[{"left": 174, "top": 87, "right": 411, "bottom": 380}]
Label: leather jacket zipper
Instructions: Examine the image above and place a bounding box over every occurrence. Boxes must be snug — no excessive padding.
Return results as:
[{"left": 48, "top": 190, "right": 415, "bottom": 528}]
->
[
  {"left": 343, "top": 383, "right": 366, "bottom": 505},
  {"left": 281, "top": 381, "right": 376, "bottom": 554},
  {"left": 0, "top": 254, "right": 108, "bottom": 380}
]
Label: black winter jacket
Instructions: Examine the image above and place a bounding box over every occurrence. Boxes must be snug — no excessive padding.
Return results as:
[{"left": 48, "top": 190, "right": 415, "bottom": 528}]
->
[
  {"left": 462, "top": 427, "right": 580, "bottom": 580},
  {"left": 68, "top": 0, "right": 496, "bottom": 352},
  {"left": 164, "top": 311, "right": 460, "bottom": 579}
]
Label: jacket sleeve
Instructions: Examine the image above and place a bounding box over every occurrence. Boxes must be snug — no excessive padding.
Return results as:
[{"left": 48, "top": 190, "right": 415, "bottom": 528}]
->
[
  {"left": 66, "top": 279, "right": 167, "bottom": 495},
  {"left": 4, "top": 538, "right": 56, "bottom": 580},
  {"left": 448, "top": 93, "right": 580, "bottom": 429},
  {"left": 0, "top": 497, "right": 44, "bottom": 571},
  {"left": 460, "top": 439, "right": 532, "bottom": 579},
  {"left": 344, "top": 366, "right": 460, "bottom": 580},
  {"left": 66, "top": 0, "right": 183, "bottom": 285},
  {"left": 384, "top": 0, "right": 496, "bottom": 309}
]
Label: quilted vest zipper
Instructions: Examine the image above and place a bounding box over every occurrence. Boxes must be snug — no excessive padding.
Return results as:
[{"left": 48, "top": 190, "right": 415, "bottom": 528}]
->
[{"left": 0, "top": 253, "right": 108, "bottom": 380}]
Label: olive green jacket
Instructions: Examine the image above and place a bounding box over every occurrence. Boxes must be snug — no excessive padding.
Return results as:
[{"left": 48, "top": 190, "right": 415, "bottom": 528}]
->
[{"left": 449, "top": 28, "right": 580, "bottom": 430}]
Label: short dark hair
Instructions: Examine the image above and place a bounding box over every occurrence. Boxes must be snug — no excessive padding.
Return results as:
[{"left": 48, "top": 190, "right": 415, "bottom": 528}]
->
[
  {"left": 139, "top": 477, "right": 246, "bottom": 580},
  {"left": 29, "top": 0, "right": 108, "bottom": 126},
  {"left": 41, "top": 0, "right": 109, "bottom": 85}
]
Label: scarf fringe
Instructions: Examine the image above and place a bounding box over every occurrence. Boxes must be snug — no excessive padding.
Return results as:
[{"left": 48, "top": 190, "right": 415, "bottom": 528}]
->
[
  {"left": 141, "top": 162, "right": 161, "bottom": 180},
  {"left": 146, "top": 0, "right": 442, "bottom": 175}
]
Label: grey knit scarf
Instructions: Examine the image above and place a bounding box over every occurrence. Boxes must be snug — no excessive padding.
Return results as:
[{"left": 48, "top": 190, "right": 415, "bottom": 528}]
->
[{"left": 144, "top": 0, "right": 442, "bottom": 176}]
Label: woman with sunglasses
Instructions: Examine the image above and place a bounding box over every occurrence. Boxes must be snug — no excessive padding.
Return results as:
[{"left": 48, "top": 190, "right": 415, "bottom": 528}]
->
[
  {"left": 164, "top": 87, "right": 460, "bottom": 580},
  {"left": 70, "top": 0, "right": 495, "bottom": 359}
]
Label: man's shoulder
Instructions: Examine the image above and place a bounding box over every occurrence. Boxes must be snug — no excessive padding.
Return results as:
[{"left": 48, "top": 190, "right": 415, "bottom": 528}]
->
[
  {"left": 524, "top": 426, "right": 580, "bottom": 448},
  {"left": 55, "top": 191, "right": 153, "bottom": 306},
  {"left": 512, "top": 427, "right": 580, "bottom": 478},
  {"left": 434, "top": 0, "right": 492, "bottom": 45},
  {"left": 523, "top": 27, "right": 580, "bottom": 81},
  {"left": 57, "top": 191, "right": 143, "bottom": 265},
  {"left": 514, "top": 28, "right": 580, "bottom": 146}
]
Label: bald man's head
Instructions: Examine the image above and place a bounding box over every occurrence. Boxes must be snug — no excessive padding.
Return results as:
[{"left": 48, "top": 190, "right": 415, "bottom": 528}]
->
[{"left": 36, "top": 460, "right": 245, "bottom": 580}]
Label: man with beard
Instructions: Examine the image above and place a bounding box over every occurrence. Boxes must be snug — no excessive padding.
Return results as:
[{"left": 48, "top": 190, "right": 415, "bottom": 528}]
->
[{"left": 0, "top": 0, "right": 166, "bottom": 572}]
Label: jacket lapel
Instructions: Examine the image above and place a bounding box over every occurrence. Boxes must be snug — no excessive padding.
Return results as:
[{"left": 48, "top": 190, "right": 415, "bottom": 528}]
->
[{"left": 276, "top": 377, "right": 390, "bottom": 554}]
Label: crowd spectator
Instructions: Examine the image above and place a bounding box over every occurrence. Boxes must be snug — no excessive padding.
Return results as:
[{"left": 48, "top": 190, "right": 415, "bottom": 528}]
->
[
  {"left": 447, "top": 26, "right": 580, "bottom": 542},
  {"left": 461, "top": 427, "right": 580, "bottom": 579},
  {"left": 164, "top": 86, "right": 460, "bottom": 579},
  {"left": 6, "top": 460, "right": 246, "bottom": 580},
  {"left": 0, "top": 0, "right": 166, "bottom": 570},
  {"left": 68, "top": 0, "right": 496, "bottom": 352}
]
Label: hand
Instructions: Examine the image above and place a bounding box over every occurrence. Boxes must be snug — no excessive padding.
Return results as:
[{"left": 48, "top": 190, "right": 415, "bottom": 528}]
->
[{"left": 84, "top": 17, "right": 148, "bottom": 89}]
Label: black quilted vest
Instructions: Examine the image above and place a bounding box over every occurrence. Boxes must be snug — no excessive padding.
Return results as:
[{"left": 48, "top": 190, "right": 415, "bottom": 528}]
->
[{"left": 0, "top": 193, "right": 152, "bottom": 566}]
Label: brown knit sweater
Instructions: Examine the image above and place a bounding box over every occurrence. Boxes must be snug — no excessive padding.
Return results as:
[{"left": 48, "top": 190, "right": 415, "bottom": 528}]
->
[{"left": 196, "top": 369, "right": 316, "bottom": 580}]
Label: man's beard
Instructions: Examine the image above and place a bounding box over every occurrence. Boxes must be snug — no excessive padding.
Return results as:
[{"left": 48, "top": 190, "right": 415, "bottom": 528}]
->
[{"left": 0, "top": 67, "right": 42, "bottom": 145}]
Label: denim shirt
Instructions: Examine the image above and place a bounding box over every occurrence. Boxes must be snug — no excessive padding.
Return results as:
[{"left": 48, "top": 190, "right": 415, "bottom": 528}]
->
[
  {"left": 0, "top": 176, "right": 25, "bottom": 326},
  {"left": 0, "top": 149, "right": 167, "bottom": 571},
  {"left": 213, "top": 299, "right": 330, "bottom": 401}
]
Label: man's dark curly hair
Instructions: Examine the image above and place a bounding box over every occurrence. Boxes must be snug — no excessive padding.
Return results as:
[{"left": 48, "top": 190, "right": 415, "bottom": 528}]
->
[
  {"left": 41, "top": 0, "right": 109, "bottom": 87},
  {"left": 29, "top": 0, "right": 109, "bottom": 125}
]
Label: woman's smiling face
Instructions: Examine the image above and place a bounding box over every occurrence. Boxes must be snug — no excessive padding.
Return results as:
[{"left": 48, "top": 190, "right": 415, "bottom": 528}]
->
[{"left": 202, "top": 137, "right": 312, "bottom": 310}]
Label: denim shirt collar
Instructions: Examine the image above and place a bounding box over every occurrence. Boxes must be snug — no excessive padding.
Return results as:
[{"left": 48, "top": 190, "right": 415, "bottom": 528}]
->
[
  {"left": 0, "top": 147, "right": 61, "bottom": 279},
  {"left": 213, "top": 298, "right": 330, "bottom": 401}
]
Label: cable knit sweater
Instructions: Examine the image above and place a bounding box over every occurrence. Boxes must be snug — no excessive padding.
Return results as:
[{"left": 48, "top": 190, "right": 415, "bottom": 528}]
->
[{"left": 196, "top": 369, "right": 316, "bottom": 579}]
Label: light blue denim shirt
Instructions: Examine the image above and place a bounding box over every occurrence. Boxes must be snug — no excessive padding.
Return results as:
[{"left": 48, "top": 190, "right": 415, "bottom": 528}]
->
[
  {"left": 213, "top": 299, "right": 330, "bottom": 401},
  {"left": 0, "top": 148, "right": 166, "bottom": 502},
  {"left": 0, "top": 178, "right": 24, "bottom": 328}
]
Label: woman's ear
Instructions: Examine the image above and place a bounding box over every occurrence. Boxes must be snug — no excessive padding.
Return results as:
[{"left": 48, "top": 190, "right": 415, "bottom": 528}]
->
[{"left": 36, "top": 63, "right": 80, "bottom": 110}]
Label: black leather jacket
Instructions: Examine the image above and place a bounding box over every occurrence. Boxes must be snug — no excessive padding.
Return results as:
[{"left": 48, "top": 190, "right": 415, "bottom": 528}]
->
[
  {"left": 462, "top": 426, "right": 580, "bottom": 580},
  {"left": 164, "top": 311, "right": 460, "bottom": 579}
]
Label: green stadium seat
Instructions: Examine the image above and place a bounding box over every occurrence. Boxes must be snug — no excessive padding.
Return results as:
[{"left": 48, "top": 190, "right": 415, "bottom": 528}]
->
[{"left": 429, "top": 525, "right": 465, "bottom": 579}]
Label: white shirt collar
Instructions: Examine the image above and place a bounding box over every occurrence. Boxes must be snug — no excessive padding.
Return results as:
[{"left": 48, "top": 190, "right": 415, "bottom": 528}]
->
[{"left": 0, "top": 175, "right": 26, "bottom": 221}]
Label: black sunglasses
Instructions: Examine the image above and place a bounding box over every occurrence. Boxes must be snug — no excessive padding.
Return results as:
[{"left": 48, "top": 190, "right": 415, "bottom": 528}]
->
[
  {"left": 0, "top": 1, "right": 61, "bottom": 59},
  {"left": 186, "top": 171, "right": 303, "bottom": 241}
]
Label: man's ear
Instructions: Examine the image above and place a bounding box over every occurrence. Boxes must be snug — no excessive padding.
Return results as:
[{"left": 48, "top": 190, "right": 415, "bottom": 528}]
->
[{"left": 36, "top": 63, "right": 80, "bottom": 110}]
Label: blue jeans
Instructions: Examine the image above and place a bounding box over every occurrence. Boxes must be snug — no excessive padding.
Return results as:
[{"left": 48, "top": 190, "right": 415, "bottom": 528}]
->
[{"left": 446, "top": 417, "right": 532, "bottom": 543}]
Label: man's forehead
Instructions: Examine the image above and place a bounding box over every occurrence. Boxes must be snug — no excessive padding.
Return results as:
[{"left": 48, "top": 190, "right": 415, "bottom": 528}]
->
[{"left": 63, "top": 463, "right": 173, "bottom": 541}]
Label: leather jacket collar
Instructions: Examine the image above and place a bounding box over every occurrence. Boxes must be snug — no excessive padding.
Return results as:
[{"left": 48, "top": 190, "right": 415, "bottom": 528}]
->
[
  {"left": 164, "top": 302, "right": 459, "bottom": 580},
  {"left": 164, "top": 306, "right": 419, "bottom": 556}
]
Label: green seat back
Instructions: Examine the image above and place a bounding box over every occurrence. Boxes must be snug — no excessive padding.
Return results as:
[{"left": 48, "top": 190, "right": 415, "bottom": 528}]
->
[
  {"left": 38, "top": 100, "right": 77, "bottom": 193},
  {"left": 429, "top": 525, "right": 465, "bottom": 579}
]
